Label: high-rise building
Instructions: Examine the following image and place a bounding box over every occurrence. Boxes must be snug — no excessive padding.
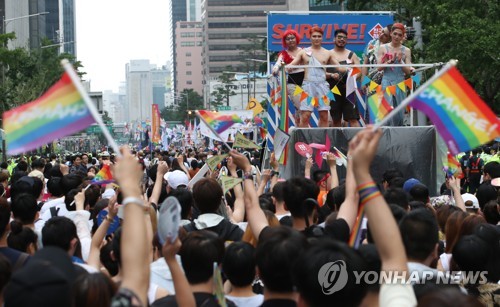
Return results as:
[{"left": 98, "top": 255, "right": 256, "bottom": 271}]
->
[
  {"left": 3, "top": 0, "right": 76, "bottom": 55},
  {"left": 175, "top": 21, "right": 203, "bottom": 95},
  {"left": 126, "top": 60, "right": 154, "bottom": 122},
  {"left": 201, "top": 0, "right": 307, "bottom": 106},
  {"left": 308, "top": 0, "right": 341, "bottom": 11},
  {"left": 152, "top": 64, "right": 171, "bottom": 108},
  {"left": 169, "top": 0, "right": 201, "bottom": 95}
]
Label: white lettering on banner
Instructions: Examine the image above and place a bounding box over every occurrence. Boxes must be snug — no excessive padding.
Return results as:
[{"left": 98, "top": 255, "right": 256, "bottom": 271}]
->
[
  {"left": 11, "top": 103, "right": 88, "bottom": 125},
  {"left": 421, "top": 88, "right": 493, "bottom": 133}
]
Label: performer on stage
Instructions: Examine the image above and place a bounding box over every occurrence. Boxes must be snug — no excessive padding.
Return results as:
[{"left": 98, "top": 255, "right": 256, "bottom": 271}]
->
[
  {"left": 272, "top": 29, "right": 304, "bottom": 124},
  {"left": 288, "top": 26, "right": 346, "bottom": 128}
]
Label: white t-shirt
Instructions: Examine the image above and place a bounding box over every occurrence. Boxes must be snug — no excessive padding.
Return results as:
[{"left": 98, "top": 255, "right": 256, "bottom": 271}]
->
[
  {"left": 379, "top": 283, "right": 417, "bottom": 307},
  {"left": 225, "top": 294, "right": 264, "bottom": 307}
]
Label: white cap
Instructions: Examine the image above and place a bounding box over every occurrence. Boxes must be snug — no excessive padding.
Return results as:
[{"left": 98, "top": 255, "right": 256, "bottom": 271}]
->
[
  {"left": 461, "top": 193, "right": 479, "bottom": 209},
  {"left": 164, "top": 170, "right": 189, "bottom": 189}
]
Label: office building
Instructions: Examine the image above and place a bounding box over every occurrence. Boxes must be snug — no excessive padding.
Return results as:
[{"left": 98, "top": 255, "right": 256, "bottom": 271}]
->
[
  {"left": 126, "top": 60, "right": 154, "bottom": 122},
  {"left": 175, "top": 21, "right": 203, "bottom": 95}
]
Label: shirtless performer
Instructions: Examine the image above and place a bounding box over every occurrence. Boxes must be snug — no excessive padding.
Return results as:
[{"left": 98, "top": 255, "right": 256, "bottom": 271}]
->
[{"left": 288, "top": 26, "right": 346, "bottom": 128}]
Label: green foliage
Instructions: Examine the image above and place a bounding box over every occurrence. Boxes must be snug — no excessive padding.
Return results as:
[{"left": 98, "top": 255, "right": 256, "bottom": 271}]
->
[
  {"left": 325, "top": 0, "right": 500, "bottom": 112},
  {"left": 210, "top": 66, "right": 237, "bottom": 107},
  {"left": 0, "top": 35, "right": 83, "bottom": 120},
  {"left": 161, "top": 89, "right": 204, "bottom": 122}
]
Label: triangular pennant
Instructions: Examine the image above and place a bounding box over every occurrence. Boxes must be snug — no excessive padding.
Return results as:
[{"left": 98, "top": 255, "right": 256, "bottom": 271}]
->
[
  {"left": 385, "top": 87, "right": 392, "bottom": 96},
  {"left": 326, "top": 91, "right": 335, "bottom": 101},
  {"left": 311, "top": 97, "right": 318, "bottom": 107},
  {"left": 307, "top": 96, "right": 312, "bottom": 105},
  {"left": 397, "top": 81, "right": 406, "bottom": 92},
  {"left": 332, "top": 85, "right": 341, "bottom": 96},
  {"left": 351, "top": 67, "right": 361, "bottom": 76},
  {"left": 299, "top": 92, "right": 308, "bottom": 103},
  {"left": 412, "top": 73, "right": 422, "bottom": 86},
  {"left": 233, "top": 132, "right": 262, "bottom": 149},
  {"left": 404, "top": 78, "right": 413, "bottom": 90},
  {"left": 389, "top": 85, "right": 396, "bottom": 96},
  {"left": 323, "top": 95, "right": 330, "bottom": 106},
  {"left": 220, "top": 175, "right": 244, "bottom": 194},
  {"left": 362, "top": 76, "right": 371, "bottom": 86},
  {"left": 293, "top": 85, "right": 304, "bottom": 96},
  {"left": 369, "top": 81, "right": 379, "bottom": 91}
]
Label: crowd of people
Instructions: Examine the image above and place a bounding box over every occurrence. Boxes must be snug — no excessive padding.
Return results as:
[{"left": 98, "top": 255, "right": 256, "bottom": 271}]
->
[
  {"left": 272, "top": 23, "right": 414, "bottom": 127},
  {"left": 0, "top": 127, "right": 497, "bottom": 306}
]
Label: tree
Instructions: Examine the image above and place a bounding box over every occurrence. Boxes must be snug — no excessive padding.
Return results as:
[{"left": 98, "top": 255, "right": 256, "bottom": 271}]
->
[
  {"left": 210, "top": 67, "right": 237, "bottom": 108},
  {"left": 324, "top": 0, "right": 500, "bottom": 112},
  {"left": 0, "top": 35, "right": 84, "bottom": 123},
  {"left": 160, "top": 89, "right": 204, "bottom": 122}
]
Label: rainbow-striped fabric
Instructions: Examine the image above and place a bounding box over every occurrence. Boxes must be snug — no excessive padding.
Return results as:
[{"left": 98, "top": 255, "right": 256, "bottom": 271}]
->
[
  {"left": 409, "top": 67, "right": 500, "bottom": 154},
  {"left": 197, "top": 110, "right": 243, "bottom": 135},
  {"left": 3, "top": 72, "right": 94, "bottom": 154},
  {"left": 92, "top": 164, "right": 114, "bottom": 185}
]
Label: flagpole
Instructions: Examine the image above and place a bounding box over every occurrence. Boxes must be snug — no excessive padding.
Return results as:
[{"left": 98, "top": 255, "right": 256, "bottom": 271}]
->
[
  {"left": 372, "top": 60, "right": 458, "bottom": 130},
  {"left": 61, "top": 59, "right": 122, "bottom": 157},
  {"left": 195, "top": 111, "right": 233, "bottom": 151}
]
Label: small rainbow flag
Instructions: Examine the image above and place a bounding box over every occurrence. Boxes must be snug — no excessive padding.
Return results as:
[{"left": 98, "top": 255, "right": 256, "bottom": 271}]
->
[
  {"left": 92, "top": 164, "right": 114, "bottom": 185},
  {"left": 3, "top": 72, "right": 94, "bottom": 154},
  {"left": 443, "top": 152, "right": 463, "bottom": 178},
  {"left": 197, "top": 110, "right": 243, "bottom": 135},
  {"left": 367, "top": 86, "right": 393, "bottom": 124},
  {"left": 409, "top": 66, "right": 500, "bottom": 155},
  {"left": 278, "top": 66, "right": 290, "bottom": 165}
]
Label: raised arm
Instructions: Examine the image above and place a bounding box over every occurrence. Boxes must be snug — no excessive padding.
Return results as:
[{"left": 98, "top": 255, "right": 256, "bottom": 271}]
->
[
  {"left": 149, "top": 161, "right": 169, "bottom": 205},
  {"left": 229, "top": 150, "right": 268, "bottom": 239},
  {"left": 326, "top": 153, "right": 339, "bottom": 190},
  {"left": 349, "top": 128, "right": 408, "bottom": 274},
  {"left": 115, "top": 147, "right": 150, "bottom": 306},
  {"left": 227, "top": 157, "right": 245, "bottom": 223},
  {"left": 335, "top": 151, "right": 358, "bottom": 232},
  {"left": 163, "top": 238, "right": 195, "bottom": 307},
  {"left": 447, "top": 176, "right": 466, "bottom": 212},
  {"left": 87, "top": 194, "right": 118, "bottom": 270}
]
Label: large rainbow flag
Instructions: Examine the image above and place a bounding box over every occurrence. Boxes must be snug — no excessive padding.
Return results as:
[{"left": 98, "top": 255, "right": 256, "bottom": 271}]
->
[
  {"left": 409, "top": 66, "right": 499, "bottom": 155},
  {"left": 197, "top": 110, "right": 243, "bottom": 135},
  {"left": 3, "top": 72, "right": 94, "bottom": 154}
]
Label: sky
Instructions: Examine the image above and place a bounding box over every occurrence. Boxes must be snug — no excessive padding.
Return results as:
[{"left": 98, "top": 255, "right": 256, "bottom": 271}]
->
[{"left": 76, "top": 0, "right": 171, "bottom": 92}]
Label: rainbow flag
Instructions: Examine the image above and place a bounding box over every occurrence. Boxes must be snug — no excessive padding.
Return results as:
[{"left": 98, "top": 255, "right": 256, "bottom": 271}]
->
[
  {"left": 92, "top": 164, "right": 114, "bottom": 185},
  {"left": 409, "top": 66, "right": 500, "bottom": 155},
  {"left": 367, "top": 86, "right": 393, "bottom": 124},
  {"left": 197, "top": 110, "right": 243, "bottom": 135},
  {"left": 3, "top": 72, "right": 94, "bottom": 154},
  {"left": 443, "top": 152, "right": 463, "bottom": 178}
]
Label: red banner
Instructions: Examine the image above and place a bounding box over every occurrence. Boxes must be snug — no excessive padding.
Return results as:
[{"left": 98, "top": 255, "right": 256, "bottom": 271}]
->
[{"left": 152, "top": 104, "right": 161, "bottom": 143}]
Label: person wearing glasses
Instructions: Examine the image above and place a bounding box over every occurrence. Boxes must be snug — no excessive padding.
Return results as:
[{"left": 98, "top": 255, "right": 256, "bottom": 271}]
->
[
  {"left": 377, "top": 23, "right": 415, "bottom": 126},
  {"left": 272, "top": 29, "right": 304, "bottom": 125},
  {"left": 328, "top": 29, "right": 361, "bottom": 127}
]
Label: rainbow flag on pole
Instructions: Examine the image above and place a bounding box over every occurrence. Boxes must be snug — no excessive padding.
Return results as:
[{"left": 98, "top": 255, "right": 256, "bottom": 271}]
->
[
  {"left": 3, "top": 72, "right": 95, "bottom": 155},
  {"left": 197, "top": 110, "right": 243, "bottom": 134},
  {"left": 409, "top": 66, "right": 500, "bottom": 154},
  {"left": 92, "top": 164, "right": 114, "bottom": 185}
]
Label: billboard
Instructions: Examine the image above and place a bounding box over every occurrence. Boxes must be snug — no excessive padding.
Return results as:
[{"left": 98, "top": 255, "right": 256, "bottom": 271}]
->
[{"left": 267, "top": 12, "right": 393, "bottom": 53}]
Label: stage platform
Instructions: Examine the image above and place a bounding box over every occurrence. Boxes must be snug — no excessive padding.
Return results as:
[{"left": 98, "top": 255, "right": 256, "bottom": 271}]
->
[{"left": 278, "top": 126, "right": 446, "bottom": 196}]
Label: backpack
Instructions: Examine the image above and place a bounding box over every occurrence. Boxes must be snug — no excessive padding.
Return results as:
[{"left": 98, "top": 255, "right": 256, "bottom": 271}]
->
[{"left": 469, "top": 156, "right": 482, "bottom": 174}]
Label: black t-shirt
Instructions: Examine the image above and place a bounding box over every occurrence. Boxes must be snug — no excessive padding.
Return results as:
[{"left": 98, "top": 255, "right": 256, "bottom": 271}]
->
[
  {"left": 261, "top": 299, "right": 297, "bottom": 307},
  {"left": 151, "top": 292, "right": 236, "bottom": 307}
]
